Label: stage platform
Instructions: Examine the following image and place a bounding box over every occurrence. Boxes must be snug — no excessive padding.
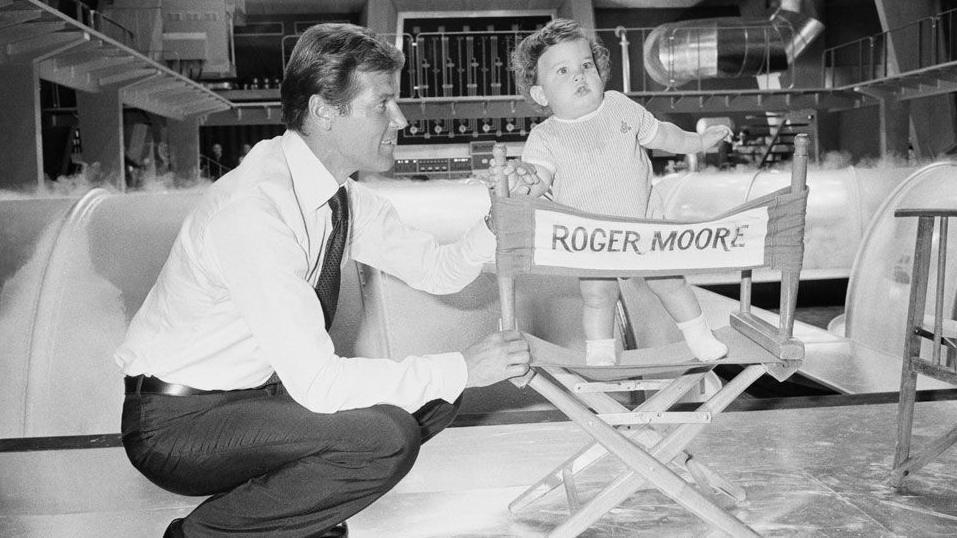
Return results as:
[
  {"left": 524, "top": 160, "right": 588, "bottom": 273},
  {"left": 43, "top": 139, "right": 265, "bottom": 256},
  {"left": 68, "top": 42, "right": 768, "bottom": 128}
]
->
[{"left": 3, "top": 399, "right": 957, "bottom": 537}]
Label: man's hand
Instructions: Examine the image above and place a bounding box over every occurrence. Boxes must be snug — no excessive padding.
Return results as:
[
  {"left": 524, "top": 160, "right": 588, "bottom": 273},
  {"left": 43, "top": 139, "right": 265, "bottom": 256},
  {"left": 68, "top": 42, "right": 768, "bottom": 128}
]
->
[
  {"left": 502, "top": 160, "right": 550, "bottom": 198},
  {"left": 699, "top": 125, "right": 733, "bottom": 152},
  {"left": 462, "top": 330, "right": 531, "bottom": 388}
]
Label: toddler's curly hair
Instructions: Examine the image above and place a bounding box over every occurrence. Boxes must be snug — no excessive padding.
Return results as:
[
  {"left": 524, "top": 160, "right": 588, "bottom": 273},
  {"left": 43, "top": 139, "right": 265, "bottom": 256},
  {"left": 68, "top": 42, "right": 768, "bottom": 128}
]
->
[{"left": 510, "top": 19, "right": 611, "bottom": 108}]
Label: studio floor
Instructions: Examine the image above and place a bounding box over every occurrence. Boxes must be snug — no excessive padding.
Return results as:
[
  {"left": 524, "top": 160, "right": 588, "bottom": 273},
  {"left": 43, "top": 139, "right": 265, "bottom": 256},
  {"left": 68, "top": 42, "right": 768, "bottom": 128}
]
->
[
  {"left": 353, "top": 400, "right": 957, "bottom": 537},
  {"left": 3, "top": 398, "right": 957, "bottom": 537}
]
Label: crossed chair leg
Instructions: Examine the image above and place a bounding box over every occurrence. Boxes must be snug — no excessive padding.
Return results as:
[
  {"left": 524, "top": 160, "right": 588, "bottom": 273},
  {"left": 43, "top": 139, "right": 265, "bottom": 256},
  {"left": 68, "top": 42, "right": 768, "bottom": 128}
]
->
[
  {"left": 889, "top": 366, "right": 957, "bottom": 487},
  {"left": 511, "top": 365, "right": 766, "bottom": 537}
]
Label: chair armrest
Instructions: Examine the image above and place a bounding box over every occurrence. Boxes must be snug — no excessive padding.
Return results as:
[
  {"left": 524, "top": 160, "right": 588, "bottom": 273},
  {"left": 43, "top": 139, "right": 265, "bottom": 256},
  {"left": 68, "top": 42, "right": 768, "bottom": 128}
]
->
[
  {"left": 730, "top": 312, "right": 804, "bottom": 362},
  {"left": 894, "top": 208, "right": 957, "bottom": 218}
]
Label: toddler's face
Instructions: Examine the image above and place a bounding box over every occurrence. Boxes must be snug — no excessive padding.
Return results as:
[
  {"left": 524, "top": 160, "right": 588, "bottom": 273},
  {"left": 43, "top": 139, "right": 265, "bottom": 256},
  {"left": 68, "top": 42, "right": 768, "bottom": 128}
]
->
[{"left": 531, "top": 39, "right": 604, "bottom": 120}]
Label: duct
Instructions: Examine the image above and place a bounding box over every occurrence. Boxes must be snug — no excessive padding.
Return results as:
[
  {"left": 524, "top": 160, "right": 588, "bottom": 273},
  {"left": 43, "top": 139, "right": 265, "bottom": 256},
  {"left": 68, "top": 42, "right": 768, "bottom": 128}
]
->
[{"left": 642, "top": 2, "right": 824, "bottom": 88}]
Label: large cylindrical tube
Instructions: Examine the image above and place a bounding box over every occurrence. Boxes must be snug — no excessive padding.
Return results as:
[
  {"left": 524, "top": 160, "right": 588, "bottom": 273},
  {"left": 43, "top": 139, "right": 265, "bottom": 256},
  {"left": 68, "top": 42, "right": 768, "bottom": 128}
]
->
[
  {"left": 643, "top": 6, "right": 823, "bottom": 88},
  {"left": 653, "top": 164, "right": 914, "bottom": 283},
  {"left": 2, "top": 165, "right": 943, "bottom": 437}
]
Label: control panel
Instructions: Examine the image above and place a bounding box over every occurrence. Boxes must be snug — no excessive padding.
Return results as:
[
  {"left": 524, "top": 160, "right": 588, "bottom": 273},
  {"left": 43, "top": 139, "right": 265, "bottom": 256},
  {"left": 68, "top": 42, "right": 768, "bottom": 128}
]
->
[
  {"left": 391, "top": 141, "right": 516, "bottom": 181},
  {"left": 393, "top": 157, "right": 473, "bottom": 180}
]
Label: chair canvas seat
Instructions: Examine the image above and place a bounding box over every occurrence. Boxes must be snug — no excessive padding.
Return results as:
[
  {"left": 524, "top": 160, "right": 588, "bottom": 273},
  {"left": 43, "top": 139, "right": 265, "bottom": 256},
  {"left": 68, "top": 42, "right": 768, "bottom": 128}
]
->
[
  {"left": 489, "top": 135, "right": 811, "bottom": 537},
  {"left": 528, "top": 325, "right": 788, "bottom": 381}
]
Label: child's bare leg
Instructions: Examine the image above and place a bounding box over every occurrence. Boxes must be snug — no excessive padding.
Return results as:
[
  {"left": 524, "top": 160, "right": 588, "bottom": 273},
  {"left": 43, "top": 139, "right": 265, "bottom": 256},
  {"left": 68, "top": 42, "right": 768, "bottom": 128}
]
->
[
  {"left": 580, "top": 278, "right": 619, "bottom": 365},
  {"left": 647, "top": 276, "right": 728, "bottom": 361}
]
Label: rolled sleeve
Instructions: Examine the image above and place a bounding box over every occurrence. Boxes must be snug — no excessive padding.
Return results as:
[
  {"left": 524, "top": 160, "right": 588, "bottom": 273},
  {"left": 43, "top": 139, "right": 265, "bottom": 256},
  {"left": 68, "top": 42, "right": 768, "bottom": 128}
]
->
[{"left": 409, "top": 352, "right": 469, "bottom": 405}]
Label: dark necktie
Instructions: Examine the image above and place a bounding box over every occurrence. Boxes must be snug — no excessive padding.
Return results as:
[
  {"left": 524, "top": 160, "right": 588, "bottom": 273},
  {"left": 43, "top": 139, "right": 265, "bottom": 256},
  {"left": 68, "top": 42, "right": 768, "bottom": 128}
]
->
[{"left": 314, "top": 186, "right": 349, "bottom": 330}]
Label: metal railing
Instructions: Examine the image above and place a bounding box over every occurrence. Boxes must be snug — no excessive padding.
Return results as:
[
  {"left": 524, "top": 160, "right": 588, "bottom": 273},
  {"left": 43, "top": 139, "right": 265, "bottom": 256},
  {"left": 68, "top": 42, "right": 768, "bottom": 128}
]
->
[
  {"left": 282, "top": 31, "right": 528, "bottom": 98},
  {"left": 269, "top": 24, "right": 803, "bottom": 100},
  {"left": 405, "top": 30, "right": 528, "bottom": 98},
  {"left": 822, "top": 7, "right": 957, "bottom": 88}
]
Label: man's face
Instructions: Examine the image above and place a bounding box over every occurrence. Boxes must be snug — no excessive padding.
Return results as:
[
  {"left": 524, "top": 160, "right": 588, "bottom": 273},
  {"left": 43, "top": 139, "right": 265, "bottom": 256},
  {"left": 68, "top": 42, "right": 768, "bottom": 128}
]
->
[
  {"left": 531, "top": 39, "right": 604, "bottom": 120},
  {"left": 329, "top": 70, "right": 408, "bottom": 174}
]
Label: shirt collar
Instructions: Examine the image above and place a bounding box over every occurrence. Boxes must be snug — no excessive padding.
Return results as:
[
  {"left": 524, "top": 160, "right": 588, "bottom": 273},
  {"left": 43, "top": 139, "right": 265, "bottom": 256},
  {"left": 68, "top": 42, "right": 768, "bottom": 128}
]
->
[
  {"left": 551, "top": 90, "right": 607, "bottom": 124},
  {"left": 281, "top": 130, "right": 341, "bottom": 210}
]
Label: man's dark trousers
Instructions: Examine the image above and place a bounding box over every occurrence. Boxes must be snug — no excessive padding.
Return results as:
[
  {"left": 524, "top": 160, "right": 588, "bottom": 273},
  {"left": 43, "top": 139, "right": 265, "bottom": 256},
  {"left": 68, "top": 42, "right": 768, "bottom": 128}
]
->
[{"left": 122, "top": 379, "right": 460, "bottom": 535}]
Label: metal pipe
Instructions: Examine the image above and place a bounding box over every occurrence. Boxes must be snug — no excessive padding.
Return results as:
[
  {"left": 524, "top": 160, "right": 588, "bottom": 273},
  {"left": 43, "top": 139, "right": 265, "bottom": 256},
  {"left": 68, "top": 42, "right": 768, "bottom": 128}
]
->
[
  {"left": 642, "top": 1, "right": 823, "bottom": 88},
  {"left": 615, "top": 26, "right": 631, "bottom": 93}
]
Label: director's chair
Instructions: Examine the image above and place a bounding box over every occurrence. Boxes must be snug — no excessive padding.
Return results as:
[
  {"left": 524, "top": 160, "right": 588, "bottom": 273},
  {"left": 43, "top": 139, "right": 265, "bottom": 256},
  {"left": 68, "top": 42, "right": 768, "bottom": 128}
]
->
[{"left": 489, "top": 135, "right": 810, "bottom": 537}]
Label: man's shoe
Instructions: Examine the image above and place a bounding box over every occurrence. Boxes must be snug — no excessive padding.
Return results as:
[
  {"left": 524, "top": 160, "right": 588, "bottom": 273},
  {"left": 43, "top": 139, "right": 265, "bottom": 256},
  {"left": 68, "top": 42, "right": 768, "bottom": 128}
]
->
[
  {"left": 163, "top": 518, "right": 185, "bottom": 538},
  {"left": 319, "top": 521, "right": 348, "bottom": 538}
]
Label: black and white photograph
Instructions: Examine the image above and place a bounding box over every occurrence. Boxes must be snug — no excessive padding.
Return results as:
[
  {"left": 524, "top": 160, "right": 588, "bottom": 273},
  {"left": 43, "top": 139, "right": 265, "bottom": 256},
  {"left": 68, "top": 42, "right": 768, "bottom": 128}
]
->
[{"left": 2, "top": 1, "right": 957, "bottom": 536}]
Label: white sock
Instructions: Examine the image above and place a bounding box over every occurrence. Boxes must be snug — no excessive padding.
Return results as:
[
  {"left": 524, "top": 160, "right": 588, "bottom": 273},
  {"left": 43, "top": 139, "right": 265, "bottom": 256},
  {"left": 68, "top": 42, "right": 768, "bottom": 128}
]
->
[
  {"left": 585, "top": 338, "right": 617, "bottom": 366},
  {"left": 676, "top": 315, "right": 728, "bottom": 362}
]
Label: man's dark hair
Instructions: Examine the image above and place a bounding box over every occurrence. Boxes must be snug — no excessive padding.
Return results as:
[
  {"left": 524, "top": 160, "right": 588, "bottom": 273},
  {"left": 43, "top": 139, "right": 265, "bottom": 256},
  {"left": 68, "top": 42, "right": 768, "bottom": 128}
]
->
[{"left": 281, "top": 23, "right": 404, "bottom": 132}]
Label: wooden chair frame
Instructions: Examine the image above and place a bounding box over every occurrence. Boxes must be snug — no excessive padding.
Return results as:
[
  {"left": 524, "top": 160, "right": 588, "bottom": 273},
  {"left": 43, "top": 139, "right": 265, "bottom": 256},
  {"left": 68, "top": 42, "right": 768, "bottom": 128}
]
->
[
  {"left": 490, "top": 135, "right": 811, "bottom": 537},
  {"left": 890, "top": 208, "right": 957, "bottom": 487}
]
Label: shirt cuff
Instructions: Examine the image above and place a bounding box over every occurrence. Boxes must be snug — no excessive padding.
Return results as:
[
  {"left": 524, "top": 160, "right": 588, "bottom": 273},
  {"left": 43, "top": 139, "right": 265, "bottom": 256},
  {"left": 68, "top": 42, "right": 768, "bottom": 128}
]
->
[{"left": 423, "top": 351, "right": 468, "bottom": 404}]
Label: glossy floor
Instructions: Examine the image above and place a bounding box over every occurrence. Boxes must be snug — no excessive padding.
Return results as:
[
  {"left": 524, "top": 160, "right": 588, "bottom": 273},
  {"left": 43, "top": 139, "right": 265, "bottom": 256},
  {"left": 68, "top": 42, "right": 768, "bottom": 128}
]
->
[{"left": 3, "top": 400, "right": 957, "bottom": 537}]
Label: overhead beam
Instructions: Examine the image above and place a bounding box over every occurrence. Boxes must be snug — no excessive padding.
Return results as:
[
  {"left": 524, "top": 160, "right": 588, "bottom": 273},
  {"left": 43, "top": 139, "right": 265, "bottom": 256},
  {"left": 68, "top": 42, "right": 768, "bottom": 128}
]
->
[
  {"left": 1, "top": 0, "right": 232, "bottom": 120},
  {"left": 205, "top": 104, "right": 280, "bottom": 126},
  {"left": 5, "top": 30, "right": 85, "bottom": 61},
  {"left": 0, "top": 21, "right": 64, "bottom": 47},
  {"left": 51, "top": 47, "right": 117, "bottom": 71},
  {"left": 160, "top": 92, "right": 203, "bottom": 105},
  {"left": 29, "top": 31, "right": 87, "bottom": 63},
  {"left": 52, "top": 49, "right": 124, "bottom": 72},
  {"left": 141, "top": 79, "right": 188, "bottom": 94},
  {"left": 0, "top": 8, "right": 40, "bottom": 30},
  {"left": 87, "top": 59, "right": 144, "bottom": 80},
  {"left": 181, "top": 100, "right": 228, "bottom": 116},
  {"left": 38, "top": 53, "right": 134, "bottom": 92},
  {"left": 99, "top": 67, "right": 155, "bottom": 86}
]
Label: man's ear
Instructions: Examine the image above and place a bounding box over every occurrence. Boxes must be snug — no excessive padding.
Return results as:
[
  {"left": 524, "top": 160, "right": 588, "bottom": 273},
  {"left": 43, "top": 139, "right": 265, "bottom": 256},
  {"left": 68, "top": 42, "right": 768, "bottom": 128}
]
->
[
  {"left": 529, "top": 85, "right": 548, "bottom": 107},
  {"left": 309, "top": 95, "right": 335, "bottom": 130}
]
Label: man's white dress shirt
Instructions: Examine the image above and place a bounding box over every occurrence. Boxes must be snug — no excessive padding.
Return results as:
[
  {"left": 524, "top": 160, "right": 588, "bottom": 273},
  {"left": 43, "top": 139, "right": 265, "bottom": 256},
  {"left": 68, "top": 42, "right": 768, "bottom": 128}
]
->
[{"left": 115, "top": 131, "right": 495, "bottom": 413}]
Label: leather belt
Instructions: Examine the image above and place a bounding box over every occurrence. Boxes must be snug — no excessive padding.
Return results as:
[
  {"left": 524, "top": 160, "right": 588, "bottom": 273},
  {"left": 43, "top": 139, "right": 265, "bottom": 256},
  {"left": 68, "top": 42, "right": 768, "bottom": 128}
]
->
[{"left": 125, "top": 375, "right": 226, "bottom": 396}]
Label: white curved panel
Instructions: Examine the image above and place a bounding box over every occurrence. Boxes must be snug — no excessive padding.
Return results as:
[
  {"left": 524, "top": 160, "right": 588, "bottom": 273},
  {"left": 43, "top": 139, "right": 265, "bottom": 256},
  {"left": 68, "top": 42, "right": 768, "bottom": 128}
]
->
[
  {"left": 654, "top": 166, "right": 913, "bottom": 282},
  {"left": 844, "top": 162, "right": 957, "bottom": 360}
]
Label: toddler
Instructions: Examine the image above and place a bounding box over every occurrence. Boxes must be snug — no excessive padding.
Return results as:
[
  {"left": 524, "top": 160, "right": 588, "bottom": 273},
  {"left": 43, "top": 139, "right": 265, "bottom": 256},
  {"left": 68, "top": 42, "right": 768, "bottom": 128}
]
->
[{"left": 508, "top": 19, "right": 731, "bottom": 365}]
